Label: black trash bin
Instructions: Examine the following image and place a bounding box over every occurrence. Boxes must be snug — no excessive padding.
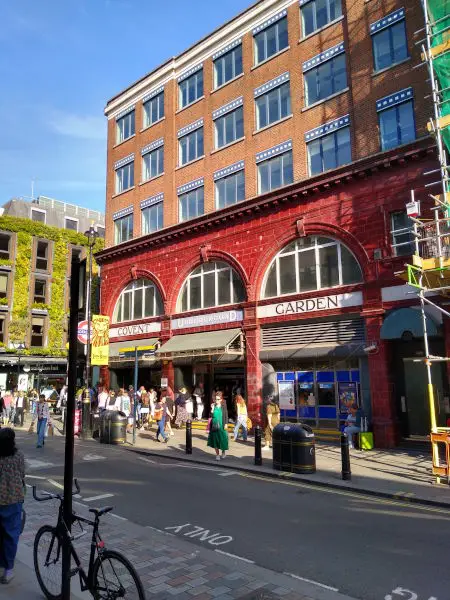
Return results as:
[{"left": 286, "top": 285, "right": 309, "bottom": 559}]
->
[
  {"left": 91, "top": 411, "right": 101, "bottom": 439},
  {"left": 100, "top": 411, "right": 127, "bottom": 445},
  {"left": 272, "top": 423, "right": 316, "bottom": 474}
]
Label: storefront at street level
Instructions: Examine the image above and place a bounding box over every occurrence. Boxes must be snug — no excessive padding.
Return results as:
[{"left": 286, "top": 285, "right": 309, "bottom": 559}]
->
[
  {"left": 97, "top": 140, "right": 450, "bottom": 448},
  {"left": 0, "top": 355, "right": 67, "bottom": 391}
]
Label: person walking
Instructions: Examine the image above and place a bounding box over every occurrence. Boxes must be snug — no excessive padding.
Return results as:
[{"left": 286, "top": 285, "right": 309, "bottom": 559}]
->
[
  {"left": 207, "top": 395, "right": 229, "bottom": 461},
  {"left": 233, "top": 395, "right": 248, "bottom": 442},
  {"left": 1, "top": 391, "right": 13, "bottom": 426},
  {"left": 163, "top": 389, "right": 175, "bottom": 436},
  {"left": 97, "top": 386, "right": 109, "bottom": 411},
  {"left": 192, "top": 382, "right": 204, "bottom": 420},
  {"left": 14, "top": 392, "right": 25, "bottom": 428},
  {"left": 33, "top": 394, "right": 51, "bottom": 449},
  {"left": 264, "top": 396, "right": 280, "bottom": 451},
  {"left": 154, "top": 397, "right": 169, "bottom": 443},
  {"left": 0, "top": 428, "right": 25, "bottom": 584},
  {"left": 105, "top": 390, "right": 120, "bottom": 412},
  {"left": 175, "top": 387, "right": 190, "bottom": 428},
  {"left": 148, "top": 387, "right": 157, "bottom": 421}
]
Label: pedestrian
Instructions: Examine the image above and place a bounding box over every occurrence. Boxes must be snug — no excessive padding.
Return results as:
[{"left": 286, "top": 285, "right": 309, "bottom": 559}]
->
[
  {"left": 207, "top": 394, "right": 229, "bottom": 461},
  {"left": 192, "top": 382, "right": 204, "bottom": 420},
  {"left": 263, "top": 396, "right": 280, "bottom": 451},
  {"left": 175, "top": 387, "right": 190, "bottom": 428},
  {"left": 233, "top": 395, "right": 248, "bottom": 442},
  {"left": 105, "top": 390, "right": 120, "bottom": 412},
  {"left": 14, "top": 392, "right": 25, "bottom": 427},
  {"left": 1, "top": 391, "right": 13, "bottom": 426},
  {"left": 0, "top": 428, "right": 25, "bottom": 584},
  {"left": 154, "top": 397, "right": 169, "bottom": 443},
  {"left": 343, "top": 404, "right": 362, "bottom": 449},
  {"left": 163, "top": 388, "right": 175, "bottom": 436},
  {"left": 33, "top": 394, "right": 51, "bottom": 448},
  {"left": 97, "top": 386, "right": 109, "bottom": 411}
]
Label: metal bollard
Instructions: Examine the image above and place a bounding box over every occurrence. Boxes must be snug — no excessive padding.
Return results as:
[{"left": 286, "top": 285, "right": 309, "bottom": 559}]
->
[
  {"left": 254, "top": 425, "right": 262, "bottom": 466},
  {"left": 62, "top": 407, "right": 66, "bottom": 435},
  {"left": 341, "top": 433, "right": 352, "bottom": 481},
  {"left": 186, "top": 419, "right": 192, "bottom": 454}
]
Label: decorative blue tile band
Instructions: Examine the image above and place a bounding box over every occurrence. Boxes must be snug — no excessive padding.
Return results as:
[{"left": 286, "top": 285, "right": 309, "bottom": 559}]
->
[
  {"left": 370, "top": 8, "right": 405, "bottom": 34},
  {"left": 141, "top": 193, "right": 164, "bottom": 209},
  {"left": 177, "top": 118, "right": 204, "bottom": 138},
  {"left": 253, "top": 9, "right": 287, "bottom": 35},
  {"left": 254, "top": 72, "right": 290, "bottom": 98},
  {"left": 302, "top": 42, "right": 345, "bottom": 72},
  {"left": 214, "top": 161, "right": 245, "bottom": 181},
  {"left": 376, "top": 87, "right": 413, "bottom": 112},
  {"left": 256, "top": 140, "right": 292, "bottom": 164},
  {"left": 213, "top": 38, "right": 242, "bottom": 61},
  {"left": 141, "top": 138, "right": 164, "bottom": 155},
  {"left": 212, "top": 97, "right": 243, "bottom": 120},
  {"left": 305, "top": 115, "right": 350, "bottom": 141},
  {"left": 142, "top": 86, "right": 164, "bottom": 104},
  {"left": 114, "top": 154, "right": 134, "bottom": 170},
  {"left": 115, "top": 105, "right": 135, "bottom": 121},
  {"left": 177, "top": 177, "right": 204, "bottom": 196},
  {"left": 177, "top": 63, "right": 203, "bottom": 83},
  {"left": 113, "top": 205, "right": 133, "bottom": 221}
]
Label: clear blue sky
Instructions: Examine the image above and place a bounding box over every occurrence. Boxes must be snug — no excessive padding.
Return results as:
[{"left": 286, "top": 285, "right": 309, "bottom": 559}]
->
[{"left": 0, "top": 0, "right": 251, "bottom": 213}]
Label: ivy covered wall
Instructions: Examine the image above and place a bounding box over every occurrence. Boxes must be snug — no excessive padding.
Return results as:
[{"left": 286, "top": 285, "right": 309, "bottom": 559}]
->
[{"left": 0, "top": 215, "right": 104, "bottom": 357}]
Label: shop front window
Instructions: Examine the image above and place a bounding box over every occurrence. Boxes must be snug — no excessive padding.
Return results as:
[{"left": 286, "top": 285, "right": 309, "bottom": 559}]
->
[
  {"left": 113, "top": 278, "right": 163, "bottom": 323},
  {"left": 262, "top": 236, "right": 362, "bottom": 298}
]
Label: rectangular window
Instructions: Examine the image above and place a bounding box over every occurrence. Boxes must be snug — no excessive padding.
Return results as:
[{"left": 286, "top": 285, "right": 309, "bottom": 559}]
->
[
  {"left": 115, "top": 162, "right": 134, "bottom": 194},
  {"left": 254, "top": 17, "right": 288, "bottom": 65},
  {"left": 0, "top": 319, "right": 4, "bottom": 343},
  {"left": 179, "top": 69, "right": 203, "bottom": 109},
  {"left": 31, "top": 209, "right": 46, "bottom": 223},
  {"left": 96, "top": 226, "right": 105, "bottom": 238},
  {"left": 391, "top": 211, "right": 414, "bottom": 256},
  {"left": 304, "top": 53, "right": 347, "bottom": 105},
  {"left": 31, "top": 317, "right": 45, "bottom": 347},
  {"left": 143, "top": 92, "right": 164, "bottom": 128},
  {"left": 142, "top": 202, "right": 163, "bottom": 234},
  {"left": 142, "top": 146, "right": 164, "bottom": 181},
  {"left": 372, "top": 19, "right": 408, "bottom": 72},
  {"left": 379, "top": 99, "right": 415, "bottom": 151},
  {"left": 35, "top": 241, "right": 49, "bottom": 271},
  {"left": 258, "top": 151, "right": 293, "bottom": 194},
  {"left": 308, "top": 127, "right": 351, "bottom": 175},
  {"left": 255, "top": 82, "right": 291, "bottom": 130},
  {"left": 215, "top": 171, "right": 245, "bottom": 210},
  {"left": 33, "top": 278, "right": 47, "bottom": 304},
  {"left": 114, "top": 214, "right": 133, "bottom": 244},
  {"left": 116, "top": 110, "right": 135, "bottom": 144},
  {"left": 0, "top": 233, "right": 11, "bottom": 260},
  {"left": 179, "top": 128, "right": 204, "bottom": 165},
  {"left": 214, "top": 45, "right": 243, "bottom": 88},
  {"left": 64, "top": 217, "right": 78, "bottom": 232},
  {"left": 0, "top": 273, "right": 8, "bottom": 299},
  {"left": 179, "top": 187, "right": 204, "bottom": 222},
  {"left": 215, "top": 107, "right": 244, "bottom": 149},
  {"left": 301, "top": 0, "right": 342, "bottom": 37}
]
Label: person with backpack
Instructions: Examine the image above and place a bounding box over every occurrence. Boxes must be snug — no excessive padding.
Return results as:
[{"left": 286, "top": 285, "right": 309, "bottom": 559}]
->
[{"left": 154, "top": 396, "right": 168, "bottom": 443}]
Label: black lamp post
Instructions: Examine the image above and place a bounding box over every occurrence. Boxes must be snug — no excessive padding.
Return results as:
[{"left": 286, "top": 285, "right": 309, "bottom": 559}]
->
[{"left": 12, "top": 341, "right": 26, "bottom": 390}]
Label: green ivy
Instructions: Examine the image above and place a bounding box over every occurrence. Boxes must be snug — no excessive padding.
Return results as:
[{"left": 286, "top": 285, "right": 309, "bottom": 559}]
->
[{"left": 0, "top": 298, "right": 8, "bottom": 305}]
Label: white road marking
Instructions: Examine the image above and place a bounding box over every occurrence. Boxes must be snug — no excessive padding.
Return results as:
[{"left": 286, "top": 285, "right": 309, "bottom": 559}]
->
[
  {"left": 48, "top": 479, "right": 64, "bottom": 490},
  {"left": 25, "top": 475, "right": 46, "bottom": 480},
  {"left": 218, "top": 471, "right": 238, "bottom": 477},
  {"left": 284, "top": 572, "right": 339, "bottom": 592},
  {"left": 83, "top": 493, "right": 114, "bottom": 502},
  {"left": 215, "top": 549, "right": 254, "bottom": 563},
  {"left": 111, "top": 514, "right": 127, "bottom": 521},
  {"left": 83, "top": 454, "right": 106, "bottom": 462},
  {"left": 26, "top": 459, "right": 55, "bottom": 469},
  {"left": 137, "top": 456, "right": 218, "bottom": 472},
  {"left": 165, "top": 524, "right": 233, "bottom": 546},
  {"left": 137, "top": 456, "right": 158, "bottom": 464},
  {"left": 73, "top": 501, "right": 89, "bottom": 509},
  {"left": 146, "top": 525, "right": 175, "bottom": 537}
]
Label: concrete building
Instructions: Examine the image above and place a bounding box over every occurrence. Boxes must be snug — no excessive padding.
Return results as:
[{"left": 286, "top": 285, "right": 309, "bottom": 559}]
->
[{"left": 97, "top": 0, "right": 444, "bottom": 447}]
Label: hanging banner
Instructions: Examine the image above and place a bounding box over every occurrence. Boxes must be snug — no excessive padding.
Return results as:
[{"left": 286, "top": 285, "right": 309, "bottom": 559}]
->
[
  {"left": 18, "top": 373, "right": 29, "bottom": 392},
  {"left": 91, "top": 315, "right": 110, "bottom": 366},
  {"left": 278, "top": 380, "right": 295, "bottom": 410}
]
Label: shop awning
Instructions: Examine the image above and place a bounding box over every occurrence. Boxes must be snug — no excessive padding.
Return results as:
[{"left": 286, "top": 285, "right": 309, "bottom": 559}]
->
[
  {"left": 156, "top": 328, "right": 243, "bottom": 360},
  {"left": 380, "top": 308, "right": 441, "bottom": 340},
  {"left": 260, "top": 343, "right": 364, "bottom": 361},
  {"left": 109, "top": 338, "right": 159, "bottom": 363}
]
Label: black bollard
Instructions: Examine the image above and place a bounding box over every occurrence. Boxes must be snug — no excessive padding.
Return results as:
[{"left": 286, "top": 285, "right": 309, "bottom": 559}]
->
[
  {"left": 254, "top": 425, "right": 262, "bottom": 466},
  {"left": 341, "top": 433, "right": 351, "bottom": 481},
  {"left": 186, "top": 419, "right": 192, "bottom": 454}
]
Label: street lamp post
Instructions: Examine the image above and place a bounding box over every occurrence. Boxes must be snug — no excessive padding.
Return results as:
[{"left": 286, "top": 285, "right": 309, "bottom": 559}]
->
[
  {"left": 81, "top": 224, "right": 99, "bottom": 439},
  {"left": 12, "top": 342, "right": 26, "bottom": 390}
]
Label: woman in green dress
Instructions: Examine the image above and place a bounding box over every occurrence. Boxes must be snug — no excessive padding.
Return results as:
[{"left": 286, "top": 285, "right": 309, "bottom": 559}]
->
[{"left": 207, "top": 395, "right": 229, "bottom": 461}]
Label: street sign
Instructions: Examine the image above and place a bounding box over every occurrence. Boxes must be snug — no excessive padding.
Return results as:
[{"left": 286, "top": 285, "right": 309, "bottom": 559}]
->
[
  {"left": 77, "top": 320, "right": 93, "bottom": 344},
  {"left": 119, "top": 345, "right": 156, "bottom": 353},
  {"left": 406, "top": 200, "right": 420, "bottom": 218}
]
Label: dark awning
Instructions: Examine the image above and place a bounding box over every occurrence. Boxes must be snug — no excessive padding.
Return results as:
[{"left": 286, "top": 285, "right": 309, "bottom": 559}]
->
[
  {"left": 380, "top": 308, "right": 440, "bottom": 340},
  {"left": 156, "top": 328, "right": 243, "bottom": 360},
  {"left": 109, "top": 338, "right": 159, "bottom": 364},
  {"left": 260, "top": 343, "right": 365, "bottom": 361}
]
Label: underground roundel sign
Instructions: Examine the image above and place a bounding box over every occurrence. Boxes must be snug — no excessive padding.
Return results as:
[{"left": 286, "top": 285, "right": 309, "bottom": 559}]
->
[{"left": 77, "top": 320, "right": 93, "bottom": 344}]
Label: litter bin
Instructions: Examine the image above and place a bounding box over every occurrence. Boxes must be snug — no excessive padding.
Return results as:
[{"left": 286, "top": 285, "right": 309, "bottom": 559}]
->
[
  {"left": 100, "top": 411, "right": 127, "bottom": 445},
  {"left": 91, "top": 411, "right": 101, "bottom": 439},
  {"left": 272, "top": 423, "right": 316, "bottom": 474}
]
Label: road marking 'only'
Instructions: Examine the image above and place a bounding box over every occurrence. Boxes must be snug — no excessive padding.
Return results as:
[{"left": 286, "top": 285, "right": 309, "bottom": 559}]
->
[{"left": 165, "top": 523, "right": 233, "bottom": 546}]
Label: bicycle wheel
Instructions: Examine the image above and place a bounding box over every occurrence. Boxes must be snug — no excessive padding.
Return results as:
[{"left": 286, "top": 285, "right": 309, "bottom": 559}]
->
[
  {"left": 92, "top": 549, "right": 146, "bottom": 599},
  {"left": 33, "top": 525, "right": 63, "bottom": 600}
]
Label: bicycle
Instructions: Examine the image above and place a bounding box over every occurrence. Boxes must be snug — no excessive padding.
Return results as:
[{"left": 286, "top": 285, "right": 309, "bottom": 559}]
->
[{"left": 32, "top": 479, "right": 146, "bottom": 600}]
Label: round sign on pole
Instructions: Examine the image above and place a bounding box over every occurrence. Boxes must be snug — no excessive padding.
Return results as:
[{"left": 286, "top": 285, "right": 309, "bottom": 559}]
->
[{"left": 77, "top": 321, "right": 93, "bottom": 344}]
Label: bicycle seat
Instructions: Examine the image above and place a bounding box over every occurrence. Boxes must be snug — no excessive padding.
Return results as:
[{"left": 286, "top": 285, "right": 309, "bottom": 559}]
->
[{"left": 88, "top": 506, "right": 113, "bottom": 517}]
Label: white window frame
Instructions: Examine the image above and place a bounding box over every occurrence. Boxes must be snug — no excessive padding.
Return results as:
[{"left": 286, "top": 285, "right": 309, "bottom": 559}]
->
[
  {"left": 301, "top": 0, "right": 342, "bottom": 37},
  {"left": 64, "top": 216, "right": 79, "bottom": 232},
  {"left": 254, "top": 17, "right": 288, "bottom": 65},
  {"left": 143, "top": 92, "right": 164, "bottom": 128},
  {"left": 179, "top": 70, "right": 204, "bottom": 109},
  {"left": 178, "top": 187, "right": 204, "bottom": 223},
  {"left": 307, "top": 126, "right": 351, "bottom": 175},
  {"left": 116, "top": 110, "right": 135, "bottom": 144},
  {"left": 113, "top": 278, "right": 163, "bottom": 323},
  {"left": 215, "top": 171, "right": 245, "bottom": 209},
  {"left": 31, "top": 208, "right": 46, "bottom": 224},
  {"left": 255, "top": 82, "right": 291, "bottom": 130},
  {"left": 391, "top": 211, "right": 414, "bottom": 256},
  {"left": 371, "top": 18, "right": 408, "bottom": 73},
  {"left": 115, "top": 162, "right": 134, "bottom": 194},
  {"left": 142, "top": 146, "right": 164, "bottom": 182},
  {"left": 257, "top": 150, "right": 293, "bottom": 194},
  {"left": 179, "top": 128, "right": 204, "bottom": 166},
  {"left": 214, "top": 107, "right": 244, "bottom": 149},
  {"left": 304, "top": 54, "right": 347, "bottom": 106},
  {"left": 142, "top": 202, "right": 163, "bottom": 235},
  {"left": 114, "top": 214, "right": 133, "bottom": 245},
  {"left": 214, "top": 45, "right": 243, "bottom": 89}
]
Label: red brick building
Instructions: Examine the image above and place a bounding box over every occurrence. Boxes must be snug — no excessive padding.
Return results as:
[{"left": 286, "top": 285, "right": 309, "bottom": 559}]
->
[{"left": 97, "top": 0, "right": 447, "bottom": 447}]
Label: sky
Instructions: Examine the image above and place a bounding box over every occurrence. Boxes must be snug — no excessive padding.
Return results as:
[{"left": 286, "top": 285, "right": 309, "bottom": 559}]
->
[{"left": 0, "top": 0, "right": 251, "bottom": 213}]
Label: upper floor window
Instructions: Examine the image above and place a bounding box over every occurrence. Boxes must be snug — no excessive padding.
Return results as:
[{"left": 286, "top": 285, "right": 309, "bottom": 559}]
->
[
  {"left": 215, "top": 168, "right": 245, "bottom": 209},
  {"left": 371, "top": 9, "right": 408, "bottom": 72},
  {"left": 96, "top": 226, "right": 105, "bottom": 238},
  {"left": 179, "top": 126, "right": 204, "bottom": 165},
  {"left": 214, "top": 106, "right": 244, "bottom": 149},
  {"left": 113, "top": 278, "right": 163, "bottom": 323},
  {"left": 35, "top": 241, "right": 49, "bottom": 271},
  {"left": 0, "top": 273, "right": 8, "bottom": 299},
  {"left": 0, "top": 318, "right": 4, "bottom": 343},
  {"left": 301, "top": 0, "right": 342, "bottom": 37},
  {"left": 391, "top": 211, "right": 414, "bottom": 256},
  {"left": 0, "top": 233, "right": 11, "bottom": 261},
  {"left": 307, "top": 120, "right": 351, "bottom": 175},
  {"left": 255, "top": 78, "right": 291, "bottom": 130},
  {"left": 262, "top": 236, "right": 362, "bottom": 298},
  {"left": 178, "top": 261, "right": 246, "bottom": 312},
  {"left": 179, "top": 186, "right": 204, "bottom": 222},
  {"left": 114, "top": 213, "right": 133, "bottom": 245},
  {"left": 115, "top": 159, "right": 134, "bottom": 194},
  {"left": 142, "top": 200, "right": 163, "bottom": 234},
  {"left": 33, "top": 278, "right": 47, "bottom": 304},
  {"left": 254, "top": 16, "right": 288, "bottom": 65},
  {"left": 377, "top": 88, "right": 415, "bottom": 151},
  {"left": 64, "top": 217, "right": 78, "bottom": 232},
  {"left": 257, "top": 144, "right": 293, "bottom": 194},
  {"left": 143, "top": 91, "right": 164, "bottom": 128},
  {"left": 116, "top": 109, "right": 135, "bottom": 144},
  {"left": 179, "top": 68, "right": 203, "bottom": 109},
  {"left": 31, "top": 208, "right": 46, "bottom": 223},
  {"left": 214, "top": 44, "right": 243, "bottom": 88},
  {"left": 31, "top": 316, "right": 45, "bottom": 347},
  {"left": 142, "top": 146, "right": 164, "bottom": 181},
  {"left": 304, "top": 50, "right": 347, "bottom": 106}
]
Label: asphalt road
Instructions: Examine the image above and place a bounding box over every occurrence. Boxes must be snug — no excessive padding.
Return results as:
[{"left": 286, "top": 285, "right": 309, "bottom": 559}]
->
[{"left": 18, "top": 432, "right": 449, "bottom": 600}]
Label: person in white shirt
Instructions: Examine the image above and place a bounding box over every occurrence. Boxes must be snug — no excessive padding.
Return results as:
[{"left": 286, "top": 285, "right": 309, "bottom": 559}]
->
[
  {"left": 105, "top": 391, "right": 121, "bottom": 411},
  {"left": 15, "top": 393, "right": 26, "bottom": 427},
  {"left": 97, "top": 387, "right": 109, "bottom": 411},
  {"left": 193, "top": 382, "right": 204, "bottom": 420},
  {"left": 148, "top": 388, "right": 157, "bottom": 419},
  {"left": 33, "top": 395, "right": 51, "bottom": 448}
]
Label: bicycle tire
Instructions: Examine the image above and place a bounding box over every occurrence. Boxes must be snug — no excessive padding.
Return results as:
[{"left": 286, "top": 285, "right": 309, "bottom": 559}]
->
[
  {"left": 92, "top": 549, "right": 146, "bottom": 600},
  {"left": 33, "top": 525, "right": 63, "bottom": 600}
]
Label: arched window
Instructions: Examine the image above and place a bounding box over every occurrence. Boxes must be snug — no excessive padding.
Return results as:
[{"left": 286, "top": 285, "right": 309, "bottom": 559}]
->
[
  {"left": 113, "top": 279, "right": 163, "bottom": 323},
  {"left": 262, "top": 236, "right": 362, "bottom": 299},
  {"left": 178, "top": 261, "right": 246, "bottom": 312}
]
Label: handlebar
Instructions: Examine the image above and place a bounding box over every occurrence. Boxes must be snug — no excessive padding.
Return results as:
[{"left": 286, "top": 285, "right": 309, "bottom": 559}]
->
[{"left": 32, "top": 478, "right": 81, "bottom": 502}]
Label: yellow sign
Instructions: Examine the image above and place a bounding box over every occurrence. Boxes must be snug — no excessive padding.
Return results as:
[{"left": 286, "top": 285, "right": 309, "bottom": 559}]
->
[
  {"left": 119, "top": 345, "right": 156, "bottom": 353},
  {"left": 91, "top": 315, "right": 110, "bottom": 366}
]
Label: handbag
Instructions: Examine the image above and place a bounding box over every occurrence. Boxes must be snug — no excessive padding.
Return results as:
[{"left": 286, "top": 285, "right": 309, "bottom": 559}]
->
[
  {"left": 47, "top": 423, "right": 54, "bottom": 436},
  {"left": 246, "top": 417, "right": 252, "bottom": 430},
  {"left": 154, "top": 408, "right": 163, "bottom": 421}
]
